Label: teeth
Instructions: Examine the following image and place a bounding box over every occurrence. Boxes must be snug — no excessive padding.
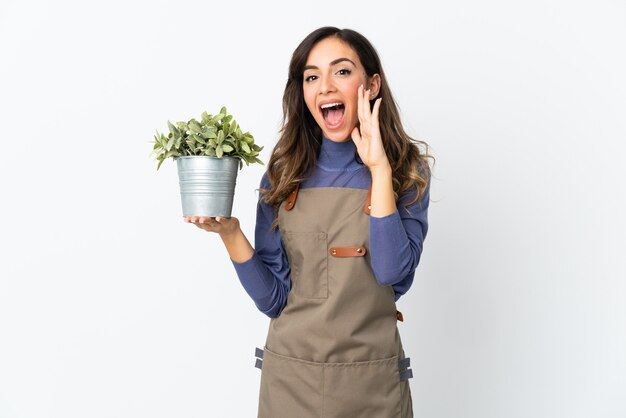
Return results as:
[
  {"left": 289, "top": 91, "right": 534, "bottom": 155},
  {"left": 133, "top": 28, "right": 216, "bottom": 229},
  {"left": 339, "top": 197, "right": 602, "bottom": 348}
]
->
[{"left": 320, "top": 102, "right": 343, "bottom": 109}]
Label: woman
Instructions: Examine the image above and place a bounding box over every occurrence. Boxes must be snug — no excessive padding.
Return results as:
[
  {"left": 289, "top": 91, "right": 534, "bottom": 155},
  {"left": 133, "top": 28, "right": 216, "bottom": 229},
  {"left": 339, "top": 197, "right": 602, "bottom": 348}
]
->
[{"left": 185, "top": 26, "right": 432, "bottom": 418}]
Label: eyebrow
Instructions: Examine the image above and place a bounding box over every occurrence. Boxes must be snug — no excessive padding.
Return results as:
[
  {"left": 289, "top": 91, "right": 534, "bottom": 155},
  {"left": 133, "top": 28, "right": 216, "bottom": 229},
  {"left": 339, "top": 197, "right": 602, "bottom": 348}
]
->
[{"left": 303, "top": 57, "right": 356, "bottom": 71}]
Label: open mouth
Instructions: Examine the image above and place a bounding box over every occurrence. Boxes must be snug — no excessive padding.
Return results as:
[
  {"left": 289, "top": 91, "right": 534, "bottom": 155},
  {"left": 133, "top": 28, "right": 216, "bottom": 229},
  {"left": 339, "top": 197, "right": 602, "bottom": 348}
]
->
[{"left": 320, "top": 102, "right": 345, "bottom": 128}]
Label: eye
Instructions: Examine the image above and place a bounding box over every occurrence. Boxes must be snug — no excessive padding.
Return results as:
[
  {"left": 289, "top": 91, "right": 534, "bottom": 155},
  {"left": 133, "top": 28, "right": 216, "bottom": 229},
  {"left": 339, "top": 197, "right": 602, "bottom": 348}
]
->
[
  {"left": 304, "top": 74, "right": 318, "bottom": 82},
  {"left": 336, "top": 68, "right": 352, "bottom": 76}
]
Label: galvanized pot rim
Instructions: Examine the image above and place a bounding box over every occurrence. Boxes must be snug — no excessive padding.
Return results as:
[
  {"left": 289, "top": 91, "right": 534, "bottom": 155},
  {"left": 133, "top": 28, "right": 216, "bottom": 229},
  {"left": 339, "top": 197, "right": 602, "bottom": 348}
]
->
[{"left": 174, "top": 155, "right": 239, "bottom": 161}]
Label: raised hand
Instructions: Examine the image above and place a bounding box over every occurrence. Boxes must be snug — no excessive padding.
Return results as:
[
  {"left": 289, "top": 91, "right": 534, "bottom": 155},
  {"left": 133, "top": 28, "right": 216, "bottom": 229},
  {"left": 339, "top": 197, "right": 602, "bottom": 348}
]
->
[{"left": 350, "top": 84, "right": 390, "bottom": 171}]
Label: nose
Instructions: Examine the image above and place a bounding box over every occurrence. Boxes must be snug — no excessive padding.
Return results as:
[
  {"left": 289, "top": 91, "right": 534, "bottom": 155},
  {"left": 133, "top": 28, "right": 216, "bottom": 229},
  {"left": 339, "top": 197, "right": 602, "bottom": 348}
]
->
[{"left": 319, "top": 75, "right": 335, "bottom": 95}]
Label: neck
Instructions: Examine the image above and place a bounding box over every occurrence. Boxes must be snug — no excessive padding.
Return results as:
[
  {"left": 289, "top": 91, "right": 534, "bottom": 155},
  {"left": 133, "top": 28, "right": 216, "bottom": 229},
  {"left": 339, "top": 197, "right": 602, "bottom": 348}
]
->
[{"left": 316, "top": 135, "right": 364, "bottom": 172}]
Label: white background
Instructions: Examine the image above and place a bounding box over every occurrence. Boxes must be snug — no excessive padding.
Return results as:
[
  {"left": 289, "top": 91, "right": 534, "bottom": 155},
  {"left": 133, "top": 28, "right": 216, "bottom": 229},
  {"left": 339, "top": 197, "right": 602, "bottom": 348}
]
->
[{"left": 1, "top": 0, "right": 625, "bottom": 417}]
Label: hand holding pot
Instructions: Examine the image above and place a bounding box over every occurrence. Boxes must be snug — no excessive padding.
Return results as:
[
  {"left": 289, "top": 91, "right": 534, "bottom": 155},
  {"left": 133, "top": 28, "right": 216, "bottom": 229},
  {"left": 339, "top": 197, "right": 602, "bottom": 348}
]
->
[
  {"left": 184, "top": 216, "right": 254, "bottom": 263},
  {"left": 184, "top": 216, "right": 240, "bottom": 236}
]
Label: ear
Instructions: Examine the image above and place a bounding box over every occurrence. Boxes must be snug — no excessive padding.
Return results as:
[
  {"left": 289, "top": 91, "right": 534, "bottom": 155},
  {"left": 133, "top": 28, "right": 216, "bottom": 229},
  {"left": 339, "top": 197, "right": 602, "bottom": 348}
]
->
[{"left": 368, "top": 74, "right": 381, "bottom": 99}]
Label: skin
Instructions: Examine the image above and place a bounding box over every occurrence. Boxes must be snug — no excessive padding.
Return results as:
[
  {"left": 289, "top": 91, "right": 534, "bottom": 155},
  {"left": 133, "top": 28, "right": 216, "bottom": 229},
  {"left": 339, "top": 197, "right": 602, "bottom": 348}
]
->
[{"left": 184, "top": 36, "right": 397, "bottom": 263}]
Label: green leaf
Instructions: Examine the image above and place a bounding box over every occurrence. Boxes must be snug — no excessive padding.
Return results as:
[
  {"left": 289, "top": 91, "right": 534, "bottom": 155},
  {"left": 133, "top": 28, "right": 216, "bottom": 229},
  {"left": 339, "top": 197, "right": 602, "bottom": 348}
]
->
[
  {"left": 167, "top": 121, "right": 179, "bottom": 135},
  {"left": 211, "top": 113, "right": 224, "bottom": 124},
  {"left": 200, "top": 126, "right": 215, "bottom": 139},
  {"left": 176, "top": 121, "right": 188, "bottom": 131},
  {"left": 191, "top": 133, "right": 206, "bottom": 145},
  {"left": 189, "top": 120, "right": 203, "bottom": 134},
  {"left": 209, "top": 138, "right": 217, "bottom": 148},
  {"left": 217, "top": 130, "right": 224, "bottom": 145},
  {"left": 241, "top": 142, "right": 251, "bottom": 153},
  {"left": 166, "top": 136, "right": 175, "bottom": 151},
  {"left": 164, "top": 150, "right": 179, "bottom": 159},
  {"left": 216, "top": 146, "right": 224, "bottom": 157},
  {"left": 220, "top": 106, "right": 227, "bottom": 115},
  {"left": 221, "top": 144, "right": 233, "bottom": 152}
]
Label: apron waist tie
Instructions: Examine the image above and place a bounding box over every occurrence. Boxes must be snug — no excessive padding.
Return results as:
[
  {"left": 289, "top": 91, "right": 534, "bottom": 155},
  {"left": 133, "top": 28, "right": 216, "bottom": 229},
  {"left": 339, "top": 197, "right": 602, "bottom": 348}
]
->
[
  {"left": 254, "top": 347, "right": 264, "bottom": 370},
  {"left": 398, "top": 356, "right": 413, "bottom": 381}
]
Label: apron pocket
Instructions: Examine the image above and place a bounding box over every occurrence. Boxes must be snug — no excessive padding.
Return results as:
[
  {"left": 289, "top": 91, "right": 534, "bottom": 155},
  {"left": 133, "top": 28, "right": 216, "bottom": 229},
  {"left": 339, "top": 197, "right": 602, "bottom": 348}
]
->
[
  {"left": 283, "top": 231, "right": 328, "bottom": 299},
  {"left": 258, "top": 348, "right": 323, "bottom": 418},
  {"left": 323, "top": 356, "right": 403, "bottom": 418}
]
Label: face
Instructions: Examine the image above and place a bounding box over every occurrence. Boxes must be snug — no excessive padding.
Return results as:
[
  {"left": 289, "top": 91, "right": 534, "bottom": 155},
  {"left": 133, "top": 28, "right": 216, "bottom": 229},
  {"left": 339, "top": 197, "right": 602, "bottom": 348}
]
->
[{"left": 302, "top": 37, "right": 380, "bottom": 142}]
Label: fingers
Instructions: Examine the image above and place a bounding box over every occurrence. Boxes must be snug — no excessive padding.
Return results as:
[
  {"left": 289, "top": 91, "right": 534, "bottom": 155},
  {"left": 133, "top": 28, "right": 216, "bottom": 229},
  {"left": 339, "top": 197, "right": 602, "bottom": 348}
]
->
[
  {"left": 183, "top": 216, "right": 221, "bottom": 231},
  {"left": 372, "top": 98, "right": 382, "bottom": 129},
  {"left": 183, "top": 216, "right": 232, "bottom": 224},
  {"left": 358, "top": 84, "right": 376, "bottom": 127},
  {"left": 357, "top": 84, "right": 365, "bottom": 123},
  {"left": 184, "top": 216, "right": 211, "bottom": 224},
  {"left": 358, "top": 84, "right": 370, "bottom": 123}
]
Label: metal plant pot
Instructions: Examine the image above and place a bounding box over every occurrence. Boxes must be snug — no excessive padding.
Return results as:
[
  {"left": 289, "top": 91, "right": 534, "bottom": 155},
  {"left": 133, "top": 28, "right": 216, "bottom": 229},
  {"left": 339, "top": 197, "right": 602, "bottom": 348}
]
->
[{"left": 176, "top": 156, "right": 239, "bottom": 217}]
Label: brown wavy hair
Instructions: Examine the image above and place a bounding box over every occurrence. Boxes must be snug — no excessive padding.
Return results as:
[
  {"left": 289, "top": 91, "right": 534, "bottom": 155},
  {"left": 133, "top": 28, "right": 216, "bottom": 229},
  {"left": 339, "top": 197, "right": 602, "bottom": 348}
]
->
[{"left": 260, "top": 27, "right": 433, "bottom": 229}]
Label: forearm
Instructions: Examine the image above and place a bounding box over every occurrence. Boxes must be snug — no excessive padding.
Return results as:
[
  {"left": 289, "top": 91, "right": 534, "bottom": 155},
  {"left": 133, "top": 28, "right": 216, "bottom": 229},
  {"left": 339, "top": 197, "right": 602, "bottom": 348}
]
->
[
  {"left": 231, "top": 252, "right": 289, "bottom": 317},
  {"left": 369, "top": 163, "right": 396, "bottom": 217},
  {"left": 369, "top": 212, "right": 421, "bottom": 286},
  {"left": 220, "top": 228, "right": 254, "bottom": 263},
  {"left": 368, "top": 165, "right": 429, "bottom": 287}
]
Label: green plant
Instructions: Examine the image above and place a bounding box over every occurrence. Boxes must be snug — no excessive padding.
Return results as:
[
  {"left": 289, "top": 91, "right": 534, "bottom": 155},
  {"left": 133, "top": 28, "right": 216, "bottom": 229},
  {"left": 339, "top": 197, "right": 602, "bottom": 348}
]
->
[{"left": 151, "top": 106, "right": 264, "bottom": 170}]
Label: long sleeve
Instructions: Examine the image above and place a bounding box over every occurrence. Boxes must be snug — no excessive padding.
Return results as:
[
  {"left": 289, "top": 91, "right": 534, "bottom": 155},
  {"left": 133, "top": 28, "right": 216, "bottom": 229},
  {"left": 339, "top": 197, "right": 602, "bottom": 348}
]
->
[
  {"left": 230, "top": 173, "right": 291, "bottom": 318},
  {"left": 369, "top": 181, "right": 430, "bottom": 300}
]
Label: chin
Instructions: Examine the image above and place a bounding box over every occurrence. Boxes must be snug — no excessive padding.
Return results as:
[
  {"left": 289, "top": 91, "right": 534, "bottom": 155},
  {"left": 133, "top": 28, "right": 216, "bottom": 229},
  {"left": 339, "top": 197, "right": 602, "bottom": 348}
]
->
[
  {"left": 322, "top": 127, "right": 355, "bottom": 142},
  {"left": 324, "top": 134, "right": 350, "bottom": 142}
]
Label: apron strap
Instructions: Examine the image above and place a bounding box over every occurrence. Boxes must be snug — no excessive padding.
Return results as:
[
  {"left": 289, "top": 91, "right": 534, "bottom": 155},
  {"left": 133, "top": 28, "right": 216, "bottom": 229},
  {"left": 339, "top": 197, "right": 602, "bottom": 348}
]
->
[
  {"left": 363, "top": 184, "right": 372, "bottom": 215},
  {"left": 329, "top": 245, "right": 367, "bottom": 257},
  {"left": 284, "top": 184, "right": 299, "bottom": 211}
]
